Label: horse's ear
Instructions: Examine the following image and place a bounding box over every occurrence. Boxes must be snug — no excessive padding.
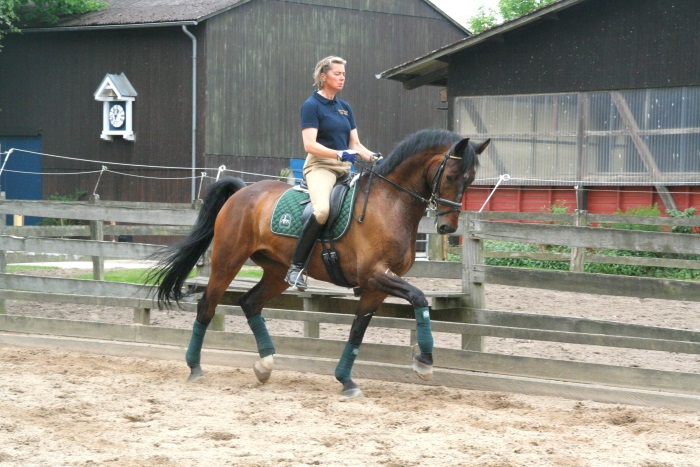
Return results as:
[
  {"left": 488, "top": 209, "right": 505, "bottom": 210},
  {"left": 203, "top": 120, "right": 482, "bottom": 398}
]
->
[
  {"left": 475, "top": 139, "right": 491, "bottom": 155},
  {"left": 453, "top": 137, "right": 470, "bottom": 156}
]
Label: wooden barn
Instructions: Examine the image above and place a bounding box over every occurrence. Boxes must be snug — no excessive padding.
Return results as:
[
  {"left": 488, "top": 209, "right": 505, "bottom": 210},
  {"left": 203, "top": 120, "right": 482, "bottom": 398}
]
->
[
  {"left": 0, "top": 0, "right": 467, "bottom": 224},
  {"left": 379, "top": 0, "right": 700, "bottom": 215}
]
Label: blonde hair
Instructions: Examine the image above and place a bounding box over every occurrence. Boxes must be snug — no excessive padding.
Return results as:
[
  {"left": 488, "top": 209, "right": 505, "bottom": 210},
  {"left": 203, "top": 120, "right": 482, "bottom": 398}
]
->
[{"left": 313, "top": 56, "right": 346, "bottom": 90}]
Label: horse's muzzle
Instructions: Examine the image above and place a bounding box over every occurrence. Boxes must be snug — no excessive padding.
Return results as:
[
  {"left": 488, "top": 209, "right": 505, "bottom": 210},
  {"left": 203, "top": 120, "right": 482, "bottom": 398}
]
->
[{"left": 436, "top": 223, "right": 457, "bottom": 235}]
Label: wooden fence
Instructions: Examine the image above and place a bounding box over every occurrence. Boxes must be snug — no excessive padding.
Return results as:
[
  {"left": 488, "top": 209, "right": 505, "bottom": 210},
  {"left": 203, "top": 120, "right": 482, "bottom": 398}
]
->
[{"left": 1, "top": 193, "right": 699, "bottom": 410}]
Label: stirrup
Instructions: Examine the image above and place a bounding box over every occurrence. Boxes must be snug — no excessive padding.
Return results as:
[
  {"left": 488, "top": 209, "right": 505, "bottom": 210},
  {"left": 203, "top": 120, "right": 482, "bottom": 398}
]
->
[{"left": 285, "top": 267, "right": 308, "bottom": 290}]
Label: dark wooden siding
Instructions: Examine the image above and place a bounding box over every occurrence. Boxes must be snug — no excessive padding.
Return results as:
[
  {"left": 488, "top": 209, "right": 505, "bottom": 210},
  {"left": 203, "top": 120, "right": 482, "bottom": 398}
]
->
[
  {"left": 0, "top": 26, "right": 205, "bottom": 203},
  {"left": 204, "top": 0, "right": 464, "bottom": 163},
  {"left": 0, "top": 0, "right": 465, "bottom": 205},
  {"left": 448, "top": 0, "right": 700, "bottom": 97}
]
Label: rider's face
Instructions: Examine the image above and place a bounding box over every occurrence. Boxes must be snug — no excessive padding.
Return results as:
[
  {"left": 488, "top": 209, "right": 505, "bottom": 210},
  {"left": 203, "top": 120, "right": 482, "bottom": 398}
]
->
[{"left": 322, "top": 64, "right": 345, "bottom": 93}]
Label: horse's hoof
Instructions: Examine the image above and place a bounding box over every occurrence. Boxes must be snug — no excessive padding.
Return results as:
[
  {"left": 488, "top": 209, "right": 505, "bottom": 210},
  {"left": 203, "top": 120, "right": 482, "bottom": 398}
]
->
[
  {"left": 340, "top": 381, "right": 363, "bottom": 398},
  {"left": 253, "top": 355, "right": 274, "bottom": 383},
  {"left": 412, "top": 358, "right": 433, "bottom": 381},
  {"left": 187, "top": 364, "right": 204, "bottom": 383}
]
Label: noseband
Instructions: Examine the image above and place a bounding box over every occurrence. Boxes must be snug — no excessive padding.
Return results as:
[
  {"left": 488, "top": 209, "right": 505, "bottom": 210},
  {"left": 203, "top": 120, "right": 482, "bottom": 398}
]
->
[
  {"left": 363, "top": 148, "right": 465, "bottom": 217},
  {"left": 428, "top": 149, "right": 464, "bottom": 216}
]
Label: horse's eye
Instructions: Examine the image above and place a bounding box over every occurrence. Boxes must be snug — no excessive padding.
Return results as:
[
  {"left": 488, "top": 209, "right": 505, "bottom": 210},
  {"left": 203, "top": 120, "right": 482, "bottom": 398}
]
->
[{"left": 446, "top": 175, "right": 455, "bottom": 182}]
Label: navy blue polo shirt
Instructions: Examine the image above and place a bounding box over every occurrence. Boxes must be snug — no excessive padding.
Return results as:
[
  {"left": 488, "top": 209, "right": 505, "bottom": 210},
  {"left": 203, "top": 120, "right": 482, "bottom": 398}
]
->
[{"left": 301, "top": 92, "right": 357, "bottom": 151}]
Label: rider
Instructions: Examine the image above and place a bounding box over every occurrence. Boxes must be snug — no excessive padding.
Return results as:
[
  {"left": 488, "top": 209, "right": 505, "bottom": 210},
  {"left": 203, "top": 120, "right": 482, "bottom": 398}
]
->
[{"left": 285, "top": 56, "right": 379, "bottom": 291}]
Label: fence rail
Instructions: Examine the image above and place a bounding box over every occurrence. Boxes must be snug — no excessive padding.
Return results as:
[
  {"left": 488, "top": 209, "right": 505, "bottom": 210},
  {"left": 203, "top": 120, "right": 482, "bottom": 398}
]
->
[{"left": 1, "top": 194, "right": 699, "bottom": 409}]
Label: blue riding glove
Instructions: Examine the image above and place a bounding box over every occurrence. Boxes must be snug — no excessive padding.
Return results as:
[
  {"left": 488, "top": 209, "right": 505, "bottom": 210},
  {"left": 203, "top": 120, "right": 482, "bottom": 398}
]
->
[
  {"left": 337, "top": 149, "right": 358, "bottom": 163},
  {"left": 371, "top": 153, "right": 384, "bottom": 165}
]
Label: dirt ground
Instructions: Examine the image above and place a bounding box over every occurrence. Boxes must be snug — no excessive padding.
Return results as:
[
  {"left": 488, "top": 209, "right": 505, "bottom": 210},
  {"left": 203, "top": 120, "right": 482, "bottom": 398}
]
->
[{"left": 1, "top": 266, "right": 700, "bottom": 466}]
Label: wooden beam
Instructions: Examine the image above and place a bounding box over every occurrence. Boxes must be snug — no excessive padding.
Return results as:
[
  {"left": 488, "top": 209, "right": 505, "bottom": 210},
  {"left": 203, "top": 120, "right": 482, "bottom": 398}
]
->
[
  {"left": 402, "top": 65, "right": 448, "bottom": 90},
  {"left": 477, "top": 265, "right": 700, "bottom": 302},
  {"left": 610, "top": 91, "right": 678, "bottom": 211}
]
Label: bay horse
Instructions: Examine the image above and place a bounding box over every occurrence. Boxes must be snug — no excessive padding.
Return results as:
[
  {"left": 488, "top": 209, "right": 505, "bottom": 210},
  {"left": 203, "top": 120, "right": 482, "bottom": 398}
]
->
[{"left": 150, "top": 129, "right": 488, "bottom": 397}]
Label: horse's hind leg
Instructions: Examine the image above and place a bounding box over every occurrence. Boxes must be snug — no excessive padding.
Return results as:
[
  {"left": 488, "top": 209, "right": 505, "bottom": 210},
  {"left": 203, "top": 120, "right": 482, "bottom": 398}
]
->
[
  {"left": 186, "top": 255, "right": 245, "bottom": 382},
  {"left": 239, "top": 263, "right": 290, "bottom": 383},
  {"left": 333, "top": 292, "right": 387, "bottom": 397}
]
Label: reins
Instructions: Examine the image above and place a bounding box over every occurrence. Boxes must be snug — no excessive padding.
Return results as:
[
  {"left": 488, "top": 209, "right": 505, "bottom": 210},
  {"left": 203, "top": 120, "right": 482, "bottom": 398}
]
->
[{"left": 355, "top": 148, "right": 464, "bottom": 222}]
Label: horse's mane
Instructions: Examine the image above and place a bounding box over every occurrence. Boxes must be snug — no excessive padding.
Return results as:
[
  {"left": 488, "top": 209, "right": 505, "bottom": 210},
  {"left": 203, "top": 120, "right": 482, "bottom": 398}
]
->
[{"left": 374, "top": 129, "right": 464, "bottom": 176}]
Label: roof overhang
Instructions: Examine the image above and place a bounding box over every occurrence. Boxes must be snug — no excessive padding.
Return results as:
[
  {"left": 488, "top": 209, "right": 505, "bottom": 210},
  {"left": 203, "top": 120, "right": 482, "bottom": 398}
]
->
[
  {"left": 377, "top": 0, "right": 586, "bottom": 90},
  {"left": 16, "top": 20, "right": 198, "bottom": 33}
]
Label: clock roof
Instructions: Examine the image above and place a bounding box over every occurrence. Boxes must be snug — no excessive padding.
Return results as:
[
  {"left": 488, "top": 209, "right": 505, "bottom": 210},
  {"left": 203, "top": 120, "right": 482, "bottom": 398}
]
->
[{"left": 94, "top": 73, "right": 138, "bottom": 101}]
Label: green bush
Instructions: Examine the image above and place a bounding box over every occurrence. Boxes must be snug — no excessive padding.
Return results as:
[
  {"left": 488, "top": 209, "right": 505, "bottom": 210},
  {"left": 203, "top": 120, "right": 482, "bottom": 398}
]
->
[
  {"left": 666, "top": 207, "right": 698, "bottom": 234},
  {"left": 607, "top": 204, "right": 662, "bottom": 231},
  {"left": 448, "top": 203, "right": 699, "bottom": 281},
  {"left": 41, "top": 189, "right": 88, "bottom": 226}
]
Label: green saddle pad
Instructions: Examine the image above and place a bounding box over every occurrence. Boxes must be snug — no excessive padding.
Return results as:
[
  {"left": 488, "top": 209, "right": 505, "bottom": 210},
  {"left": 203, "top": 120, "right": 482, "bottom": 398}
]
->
[{"left": 270, "top": 185, "right": 357, "bottom": 240}]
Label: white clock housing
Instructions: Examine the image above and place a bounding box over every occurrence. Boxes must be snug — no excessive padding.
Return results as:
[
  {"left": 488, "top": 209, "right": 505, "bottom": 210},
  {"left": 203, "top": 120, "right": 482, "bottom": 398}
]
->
[{"left": 94, "top": 73, "right": 137, "bottom": 141}]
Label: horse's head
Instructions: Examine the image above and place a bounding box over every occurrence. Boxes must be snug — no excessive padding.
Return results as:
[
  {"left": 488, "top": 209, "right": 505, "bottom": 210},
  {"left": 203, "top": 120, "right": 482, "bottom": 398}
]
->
[{"left": 429, "top": 137, "right": 489, "bottom": 234}]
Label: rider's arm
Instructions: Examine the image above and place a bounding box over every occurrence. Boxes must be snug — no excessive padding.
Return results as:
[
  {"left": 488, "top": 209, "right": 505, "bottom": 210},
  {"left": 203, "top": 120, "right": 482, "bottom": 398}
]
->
[
  {"left": 348, "top": 129, "right": 374, "bottom": 162},
  {"left": 302, "top": 127, "right": 340, "bottom": 160}
]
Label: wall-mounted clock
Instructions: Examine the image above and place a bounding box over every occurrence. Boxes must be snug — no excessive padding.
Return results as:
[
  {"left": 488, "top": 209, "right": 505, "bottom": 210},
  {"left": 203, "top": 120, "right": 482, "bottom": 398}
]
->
[
  {"left": 109, "top": 103, "right": 126, "bottom": 129},
  {"left": 94, "top": 73, "right": 137, "bottom": 141}
]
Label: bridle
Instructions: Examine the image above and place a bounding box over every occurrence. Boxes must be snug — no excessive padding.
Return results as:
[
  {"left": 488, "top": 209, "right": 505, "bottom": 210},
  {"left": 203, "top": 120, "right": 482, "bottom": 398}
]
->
[{"left": 361, "top": 146, "right": 466, "bottom": 218}]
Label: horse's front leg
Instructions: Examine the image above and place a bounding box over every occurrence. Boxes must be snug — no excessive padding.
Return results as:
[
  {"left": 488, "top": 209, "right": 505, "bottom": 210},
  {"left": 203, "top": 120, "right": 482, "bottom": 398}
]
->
[{"left": 369, "top": 270, "right": 434, "bottom": 381}]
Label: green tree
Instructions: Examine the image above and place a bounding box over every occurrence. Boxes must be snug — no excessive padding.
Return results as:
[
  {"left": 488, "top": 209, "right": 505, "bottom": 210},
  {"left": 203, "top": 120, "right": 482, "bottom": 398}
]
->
[
  {"left": 1, "top": 0, "right": 106, "bottom": 45},
  {"left": 468, "top": 0, "right": 558, "bottom": 34}
]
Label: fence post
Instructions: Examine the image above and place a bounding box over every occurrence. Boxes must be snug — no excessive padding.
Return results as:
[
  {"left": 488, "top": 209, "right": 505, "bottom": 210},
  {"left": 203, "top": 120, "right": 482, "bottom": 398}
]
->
[
  {"left": 133, "top": 308, "right": 151, "bottom": 325},
  {"left": 211, "top": 311, "right": 226, "bottom": 331},
  {"left": 428, "top": 233, "right": 445, "bottom": 261},
  {"left": 301, "top": 295, "right": 321, "bottom": 338},
  {"left": 89, "top": 194, "right": 105, "bottom": 280},
  {"left": 569, "top": 210, "right": 588, "bottom": 272},
  {"left": 0, "top": 192, "right": 5, "bottom": 314},
  {"left": 460, "top": 211, "right": 484, "bottom": 351}
]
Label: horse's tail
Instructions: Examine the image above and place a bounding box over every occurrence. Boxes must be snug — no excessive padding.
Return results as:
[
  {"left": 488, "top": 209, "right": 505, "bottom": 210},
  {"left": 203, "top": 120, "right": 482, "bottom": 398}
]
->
[{"left": 148, "top": 177, "right": 247, "bottom": 306}]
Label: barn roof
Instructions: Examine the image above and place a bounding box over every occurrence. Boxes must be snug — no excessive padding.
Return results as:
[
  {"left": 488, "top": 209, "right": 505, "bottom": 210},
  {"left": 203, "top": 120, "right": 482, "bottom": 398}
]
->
[
  {"left": 18, "top": 0, "right": 467, "bottom": 32},
  {"left": 378, "top": 0, "right": 586, "bottom": 89},
  {"left": 62, "top": 0, "right": 247, "bottom": 26},
  {"left": 17, "top": 0, "right": 246, "bottom": 29}
]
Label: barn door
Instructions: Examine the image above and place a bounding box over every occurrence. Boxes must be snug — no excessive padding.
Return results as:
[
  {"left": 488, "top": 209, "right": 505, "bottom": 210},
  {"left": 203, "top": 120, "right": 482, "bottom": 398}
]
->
[{"left": 0, "top": 136, "right": 43, "bottom": 225}]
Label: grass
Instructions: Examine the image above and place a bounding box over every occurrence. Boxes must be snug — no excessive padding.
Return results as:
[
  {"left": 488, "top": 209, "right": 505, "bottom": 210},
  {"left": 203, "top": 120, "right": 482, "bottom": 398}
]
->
[
  {"left": 7, "top": 265, "right": 61, "bottom": 272},
  {"left": 8, "top": 265, "right": 264, "bottom": 284},
  {"left": 73, "top": 267, "right": 264, "bottom": 284}
]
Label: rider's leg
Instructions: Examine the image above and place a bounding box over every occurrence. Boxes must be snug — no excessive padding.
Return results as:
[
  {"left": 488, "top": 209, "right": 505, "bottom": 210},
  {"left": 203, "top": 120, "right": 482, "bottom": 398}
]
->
[{"left": 285, "top": 168, "right": 335, "bottom": 290}]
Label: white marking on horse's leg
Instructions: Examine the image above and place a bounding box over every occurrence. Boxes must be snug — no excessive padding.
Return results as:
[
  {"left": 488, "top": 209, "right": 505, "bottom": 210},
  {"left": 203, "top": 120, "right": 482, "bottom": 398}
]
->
[
  {"left": 412, "top": 358, "right": 433, "bottom": 381},
  {"left": 253, "top": 355, "right": 274, "bottom": 383}
]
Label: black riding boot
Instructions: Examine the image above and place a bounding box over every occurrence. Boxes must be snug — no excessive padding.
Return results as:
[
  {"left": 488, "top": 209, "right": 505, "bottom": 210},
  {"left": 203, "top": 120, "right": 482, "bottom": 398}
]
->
[{"left": 285, "top": 214, "right": 323, "bottom": 290}]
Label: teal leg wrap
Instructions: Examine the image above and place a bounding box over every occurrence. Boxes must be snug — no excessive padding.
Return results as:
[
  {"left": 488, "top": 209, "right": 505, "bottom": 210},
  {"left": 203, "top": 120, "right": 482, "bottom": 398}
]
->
[
  {"left": 186, "top": 319, "right": 208, "bottom": 367},
  {"left": 414, "top": 306, "right": 434, "bottom": 354},
  {"left": 335, "top": 342, "right": 360, "bottom": 383},
  {"left": 248, "top": 314, "right": 275, "bottom": 358}
]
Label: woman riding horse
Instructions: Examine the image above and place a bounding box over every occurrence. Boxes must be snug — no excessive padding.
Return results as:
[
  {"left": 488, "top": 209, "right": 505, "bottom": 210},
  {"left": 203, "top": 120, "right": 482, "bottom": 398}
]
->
[
  {"left": 286, "top": 56, "right": 380, "bottom": 291},
  {"left": 151, "top": 128, "right": 488, "bottom": 397}
]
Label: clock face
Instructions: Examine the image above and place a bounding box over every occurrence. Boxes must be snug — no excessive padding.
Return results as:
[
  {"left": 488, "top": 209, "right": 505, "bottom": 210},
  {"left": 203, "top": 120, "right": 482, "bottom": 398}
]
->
[{"left": 109, "top": 104, "right": 126, "bottom": 128}]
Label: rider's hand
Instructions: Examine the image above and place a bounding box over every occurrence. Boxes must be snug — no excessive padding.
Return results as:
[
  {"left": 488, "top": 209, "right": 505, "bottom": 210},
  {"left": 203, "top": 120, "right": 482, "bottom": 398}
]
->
[
  {"left": 337, "top": 149, "right": 358, "bottom": 163},
  {"left": 371, "top": 153, "right": 384, "bottom": 165}
]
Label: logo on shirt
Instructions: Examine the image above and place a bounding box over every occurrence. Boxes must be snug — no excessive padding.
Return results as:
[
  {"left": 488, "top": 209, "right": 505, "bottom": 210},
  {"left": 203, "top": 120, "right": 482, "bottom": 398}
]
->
[{"left": 338, "top": 109, "right": 349, "bottom": 116}]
